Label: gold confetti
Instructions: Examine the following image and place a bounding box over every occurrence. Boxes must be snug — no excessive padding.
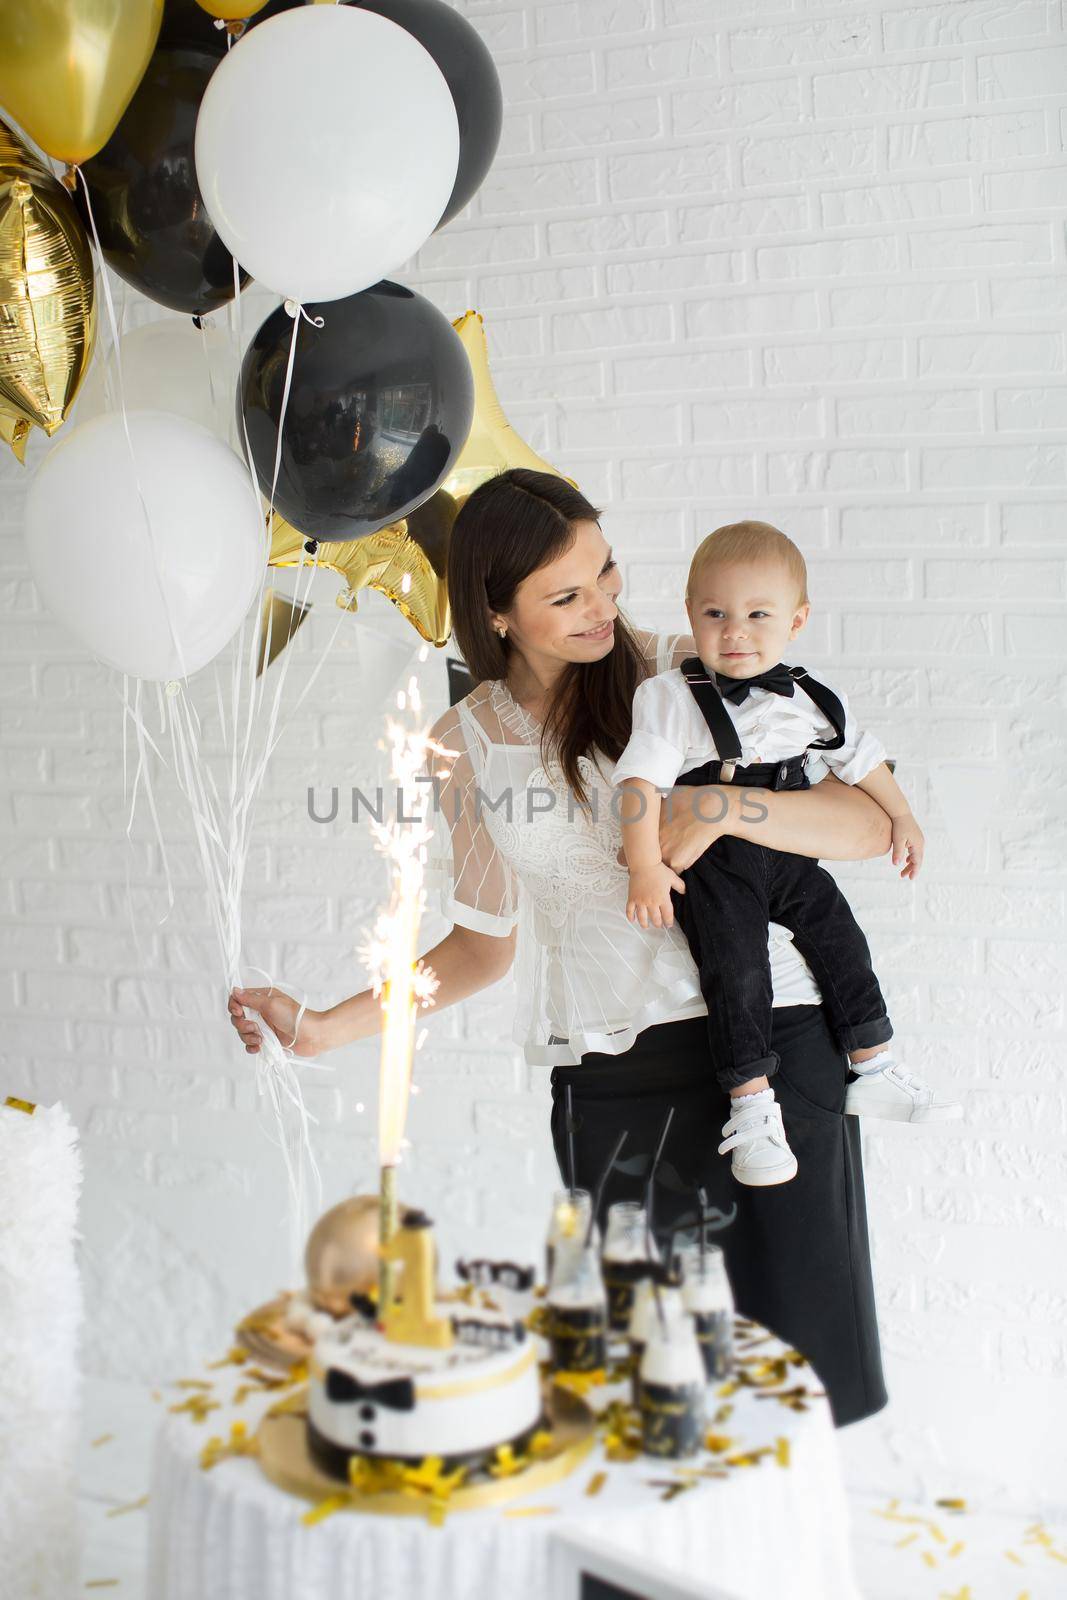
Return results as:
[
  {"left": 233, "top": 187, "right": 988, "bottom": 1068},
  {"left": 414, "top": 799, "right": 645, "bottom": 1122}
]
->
[
  {"left": 206, "top": 1347, "right": 249, "bottom": 1370},
  {"left": 937, "top": 1588, "right": 972, "bottom": 1600},
  {"left": 705, "top": 1433, "right": 734, "bottom": 1455},
  {"left": 502, "top": 1506, "right": 556, "bottom": 1518},
  {"left": 105, "top": 1495, "right": 148, "bottom": 1518},
  {"left": 85, "top": 1583, "right": 120, "bottom": 1591},
  {"left": 168, "top": 1394, "right": 220, "bottom": 1424},
  {"left": 199, "top": 1421, "right": 258, "bottom": 1472},
  {"left": 895, "top": 1533, "right": 918, "bottom": 1549},
  {"left": 1005, "top": 1551, "right": 1024, "bottom": 1566},
  {"left": 929, "top": 1523, "right": 948, "bottom": 1544},
  {"left": 551, "top": 1368, "right": 606, "bottom": 1397},
  {"left": 921, "top": 1551, "right": 938, "bottom": 1569},
  {"left": 488, "top": 1445, "right": 524, "bottom": 1479},
  {"left": 90, "top": 1434, "right": 114, "bottom": 1449},
  {"left": 4, "top": 1096, "right": 35, "bottom": 1114},
  {"left": 585, "top": 1471, "right": 607, "bottom": 1497},
  {"left": 947, "top": 1542, "right": 964, "bottom": 1558},
  {"left": 173, "top": 1379, "right": 213, "bottom": 1391},
  {"left": 936, "top": 1497, "right": 967, "bottom": 1511},
  {"left": 301, "top": 1494, "right": 348, "bottom": 1526},
  {"left": 774, "top": 1437, "right": 790, "bottom": 1468}
]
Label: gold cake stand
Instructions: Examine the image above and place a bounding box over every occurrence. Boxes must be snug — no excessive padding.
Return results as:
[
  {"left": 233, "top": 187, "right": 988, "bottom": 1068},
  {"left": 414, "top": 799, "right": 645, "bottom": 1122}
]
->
[{"left": 256, "top": 1379, "right": 598, "bottom": 1517}]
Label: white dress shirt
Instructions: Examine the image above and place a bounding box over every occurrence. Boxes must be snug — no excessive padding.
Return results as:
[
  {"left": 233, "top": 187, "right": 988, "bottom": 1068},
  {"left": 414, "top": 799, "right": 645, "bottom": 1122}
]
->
[
  {"left": 610, "top": 664, "right": 886, "bottom": 792},
  {"left": 426, "top": 633, "right": 822, "bottom": 1068}
]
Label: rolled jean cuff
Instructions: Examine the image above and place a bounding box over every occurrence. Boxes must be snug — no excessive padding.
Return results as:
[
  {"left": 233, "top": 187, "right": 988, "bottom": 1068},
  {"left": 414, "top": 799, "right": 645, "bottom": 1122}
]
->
[
  {"left": 716, "top": 1051, "right": 780, "bottom": 1092},
  {"left": 839, "top": 1017, "right": 893, "bottom": 1053}
]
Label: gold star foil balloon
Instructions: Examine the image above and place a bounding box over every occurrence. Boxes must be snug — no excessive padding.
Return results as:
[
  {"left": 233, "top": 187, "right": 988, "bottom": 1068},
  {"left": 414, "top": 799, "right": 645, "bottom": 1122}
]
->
[
  {"left": 0, "top": 412, "right": 30, "bottom": 464},
  {"left": 255, "top": 588, "right": 312, "bottom": 678},
  {"left": 267, "top": 309, "right": 577, "bottom": 647},
  {"left": 0, "top": 121, "right": 96, "bottom": 440},
  {"left": 0, "top": 0, "right": 162, "bottom": 166}
]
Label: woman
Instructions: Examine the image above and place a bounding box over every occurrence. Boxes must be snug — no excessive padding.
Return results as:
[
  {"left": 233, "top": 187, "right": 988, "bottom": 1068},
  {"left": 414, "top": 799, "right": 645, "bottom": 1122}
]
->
[{"left": 229, "top": 470, "right": 890, "bottom": 1426}]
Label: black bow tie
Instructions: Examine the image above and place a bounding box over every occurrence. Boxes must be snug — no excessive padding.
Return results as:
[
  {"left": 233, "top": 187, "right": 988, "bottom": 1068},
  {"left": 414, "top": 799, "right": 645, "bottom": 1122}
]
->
[
  {"left": 324, "top": 1368, "right": 416, "bottom": 1411},
  {"left": 715, "top": 664, "right": 795, "bottom": 704}
]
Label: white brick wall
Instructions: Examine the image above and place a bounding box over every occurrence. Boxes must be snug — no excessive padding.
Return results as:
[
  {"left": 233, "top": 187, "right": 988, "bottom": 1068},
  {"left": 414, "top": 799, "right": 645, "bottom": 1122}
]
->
[{"left": 2, "top": 0, "right": 1065, "bottom": 1516}]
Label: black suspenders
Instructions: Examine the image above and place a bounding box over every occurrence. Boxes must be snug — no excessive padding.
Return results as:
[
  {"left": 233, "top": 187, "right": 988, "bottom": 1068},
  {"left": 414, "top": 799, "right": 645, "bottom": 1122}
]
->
[{"left": 678, "top": 657, "right": 847, "bottom": 773}]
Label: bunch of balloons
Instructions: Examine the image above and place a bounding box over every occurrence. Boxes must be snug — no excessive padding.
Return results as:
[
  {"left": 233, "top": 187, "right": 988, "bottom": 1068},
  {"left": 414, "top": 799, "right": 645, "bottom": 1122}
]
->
[{"left": 1, "top": 0, "right": 578, "bottom": 677}]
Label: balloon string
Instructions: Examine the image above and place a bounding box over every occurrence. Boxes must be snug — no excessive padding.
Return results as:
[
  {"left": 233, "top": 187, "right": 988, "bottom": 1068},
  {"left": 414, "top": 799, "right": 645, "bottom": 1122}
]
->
[{"left": 75, "top": 166, "right": 190, "bottom": 687}]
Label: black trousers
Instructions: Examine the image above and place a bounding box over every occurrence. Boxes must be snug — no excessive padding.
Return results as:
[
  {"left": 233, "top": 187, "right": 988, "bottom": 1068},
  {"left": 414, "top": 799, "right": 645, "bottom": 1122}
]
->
[
  {"left": 670, "top": 777, "right": 892, "bottom": 1088},
  {"left": 550, "top": 1007, "right": 888, "bottom": 1428}
]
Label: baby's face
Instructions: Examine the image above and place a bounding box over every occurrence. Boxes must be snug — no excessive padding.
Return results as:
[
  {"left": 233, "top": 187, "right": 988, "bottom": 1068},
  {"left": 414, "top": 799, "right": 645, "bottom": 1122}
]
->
[{"left": 686, "top": 560, "right": 809, "bottom": 679}]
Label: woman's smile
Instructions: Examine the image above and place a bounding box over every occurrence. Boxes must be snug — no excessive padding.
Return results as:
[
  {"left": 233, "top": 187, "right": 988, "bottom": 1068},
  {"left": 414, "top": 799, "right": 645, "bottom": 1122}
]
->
[{"left": 572, "top": 618, "right": 614, "bottom": 641}]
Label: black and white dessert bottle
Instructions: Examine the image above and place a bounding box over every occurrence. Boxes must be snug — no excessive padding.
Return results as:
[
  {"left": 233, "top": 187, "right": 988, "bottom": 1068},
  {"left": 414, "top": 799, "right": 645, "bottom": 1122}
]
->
[
  {"left": 546, "top": 1240, "right": 608, "bottom": 1375},
  {"left": 601, "top": 1200, "right": 658, "bottom": 1335},
  {"left": 677, "top": 1240, "right": 735, "bottom": 1381},
  {"left": 638, "top": 1305, "right": 707, "bottom": 1461},
  {"left": 627, "top": 1267, "right": 687, "bottom": 1408},
  {"left": 545, "top": 1187, "right": 596, "bottom": 1286}
]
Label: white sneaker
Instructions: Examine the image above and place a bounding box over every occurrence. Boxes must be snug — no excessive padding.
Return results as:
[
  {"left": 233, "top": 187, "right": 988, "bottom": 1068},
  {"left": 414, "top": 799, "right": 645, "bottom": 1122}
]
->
[
  {"left": 718, "top": 1091, "right": 798, "bottom": 1187},
  {"left": 844, "top": 1050, "right": 963, "bottom": 1124}
]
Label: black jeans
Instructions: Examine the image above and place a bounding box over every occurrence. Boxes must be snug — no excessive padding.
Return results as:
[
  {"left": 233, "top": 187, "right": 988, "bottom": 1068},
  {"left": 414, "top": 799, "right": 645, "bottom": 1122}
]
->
[
  {"left": 671, "top": 813, "right": 892, "bottom": 1089},
  {"left": 550, "top": 1007, "right": 888, "bottom": 1428}
]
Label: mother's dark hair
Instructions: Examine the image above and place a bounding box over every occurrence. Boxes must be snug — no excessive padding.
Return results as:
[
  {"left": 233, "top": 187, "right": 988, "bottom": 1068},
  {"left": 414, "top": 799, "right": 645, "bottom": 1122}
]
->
[{"left": 447, "top": 468, "right": 649, "bottom": 803}]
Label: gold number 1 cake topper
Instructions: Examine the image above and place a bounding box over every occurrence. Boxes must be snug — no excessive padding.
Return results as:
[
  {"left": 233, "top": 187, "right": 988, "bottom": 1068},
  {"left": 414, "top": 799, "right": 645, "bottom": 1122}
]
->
[{"left": 381, "top": 1213, "right": 454, "bottom": 1351}]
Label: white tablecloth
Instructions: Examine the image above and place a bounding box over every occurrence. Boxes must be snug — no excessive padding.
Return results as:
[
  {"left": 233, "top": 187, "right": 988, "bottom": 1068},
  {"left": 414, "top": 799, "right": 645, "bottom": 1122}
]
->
[{"left": 146, "top": 1326, "right": 860, "bottom": 1600}]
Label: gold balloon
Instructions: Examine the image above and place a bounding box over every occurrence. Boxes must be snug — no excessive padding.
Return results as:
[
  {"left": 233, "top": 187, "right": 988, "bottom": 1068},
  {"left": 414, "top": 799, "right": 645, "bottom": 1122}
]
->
[
  {"left": 256, "top": 587, "right": 312, "bottom": 677},
  {"left": 305, "top": 1194, "right": 416, "bottom": 1317},
  {"left": 267, "top": 308, "right": 578, "bottom": 650},
  {"left": 270, "top": 512, "right": 451, "bottom": 648},
  {"left": 0, "top": 122, "right": 96, "bottom": 437},
  {"left": 195, "top": 0, "right": 269, "bottom": 17},
  {"left": 0, "top": 411, "right": 30, "bottom": 464},
  {"left": 0, "top": 0, "right": 162, "bottom": 166},
  {"left": 444, "top": 309, "right": 579, "bottom": 500}
]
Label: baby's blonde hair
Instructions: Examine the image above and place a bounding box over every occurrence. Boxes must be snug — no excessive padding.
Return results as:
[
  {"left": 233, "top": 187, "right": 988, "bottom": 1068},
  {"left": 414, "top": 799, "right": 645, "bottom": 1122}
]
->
[{"left": 687, "top": 520, "right": 809, "bottom": 607}]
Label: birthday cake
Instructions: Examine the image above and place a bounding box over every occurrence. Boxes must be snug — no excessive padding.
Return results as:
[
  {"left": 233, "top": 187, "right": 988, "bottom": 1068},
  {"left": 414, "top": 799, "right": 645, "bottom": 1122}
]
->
[{"left": 306, "top": 1212, "right": 542, "bottom": 1476}]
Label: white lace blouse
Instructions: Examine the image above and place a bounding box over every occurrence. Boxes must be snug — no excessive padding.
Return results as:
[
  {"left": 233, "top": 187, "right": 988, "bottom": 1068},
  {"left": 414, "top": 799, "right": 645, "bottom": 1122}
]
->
[{"left": 425, "top": 630, "right": 820, "bottom": 1067}]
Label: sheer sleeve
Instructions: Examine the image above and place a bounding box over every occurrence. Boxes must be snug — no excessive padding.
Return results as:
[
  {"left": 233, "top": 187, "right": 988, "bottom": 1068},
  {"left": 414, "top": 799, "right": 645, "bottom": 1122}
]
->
[
  {"left": 632, "top": 628, "right": 698, "bottom": 675},
  {"left": 423, "top": 703, "right": 521, "bottom": 938}
]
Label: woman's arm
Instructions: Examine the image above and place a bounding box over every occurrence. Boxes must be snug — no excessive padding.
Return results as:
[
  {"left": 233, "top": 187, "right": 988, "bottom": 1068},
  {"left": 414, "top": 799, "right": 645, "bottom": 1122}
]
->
[
  {"left": 228, "top": 924, "right": 516, "bottom": 1056},
  {"left": 658, "top": 775, "right": 892, "bottom": 871}
]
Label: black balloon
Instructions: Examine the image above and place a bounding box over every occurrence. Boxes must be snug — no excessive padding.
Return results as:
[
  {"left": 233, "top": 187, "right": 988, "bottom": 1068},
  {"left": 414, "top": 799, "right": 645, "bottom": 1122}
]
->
[
  {"left": 348, "top": 0, "right": 502, "bottom": 230},
  {"left": 239, "top": 281, "right": 475, "bottom": 543},
  {"left": 76, "top": 45, "right": 248, "bottom": 318}
]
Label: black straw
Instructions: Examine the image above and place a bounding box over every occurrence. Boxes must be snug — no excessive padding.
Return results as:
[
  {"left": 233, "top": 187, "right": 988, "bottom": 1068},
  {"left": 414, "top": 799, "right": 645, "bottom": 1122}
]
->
[
  {"left": 565, "top": 1083, "right": 576, "bottom": 1194},
  {"left": 586, "top": 1129, "right": 628, "bottom": 1247},
  {"left": 645, "top": 1106, "right": 676, "bottom": 1257}
]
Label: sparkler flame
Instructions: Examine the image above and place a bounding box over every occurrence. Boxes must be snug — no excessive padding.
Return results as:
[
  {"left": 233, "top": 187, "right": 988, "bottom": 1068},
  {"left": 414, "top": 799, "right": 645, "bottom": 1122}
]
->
[{"left": 362, "top": 671, "right": 443, "bottom": 1168}]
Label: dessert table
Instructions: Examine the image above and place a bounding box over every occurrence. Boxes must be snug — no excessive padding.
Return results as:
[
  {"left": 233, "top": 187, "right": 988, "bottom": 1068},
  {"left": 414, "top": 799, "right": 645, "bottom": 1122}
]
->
[{"left": 146, "top": 1319, "right": 860, "bottom": 1600}]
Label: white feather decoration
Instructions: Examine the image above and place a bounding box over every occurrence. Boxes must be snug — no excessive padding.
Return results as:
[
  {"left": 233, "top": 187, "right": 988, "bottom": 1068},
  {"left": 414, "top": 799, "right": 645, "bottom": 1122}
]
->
[{"left": 0, "top": 1100, "right": 84, "bottom": 1598}]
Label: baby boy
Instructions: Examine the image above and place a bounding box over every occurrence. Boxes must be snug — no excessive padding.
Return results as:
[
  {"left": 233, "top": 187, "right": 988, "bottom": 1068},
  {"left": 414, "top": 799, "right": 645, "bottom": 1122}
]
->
[{"left": 612, "top": 521, "right": 961, "bottom": 1188}]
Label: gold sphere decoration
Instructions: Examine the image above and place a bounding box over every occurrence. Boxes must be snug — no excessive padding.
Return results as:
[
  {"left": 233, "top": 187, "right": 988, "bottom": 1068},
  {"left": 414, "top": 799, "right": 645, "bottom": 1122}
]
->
[{"left": 305, "top": 1194, "right": 414, "bottom": 1316}]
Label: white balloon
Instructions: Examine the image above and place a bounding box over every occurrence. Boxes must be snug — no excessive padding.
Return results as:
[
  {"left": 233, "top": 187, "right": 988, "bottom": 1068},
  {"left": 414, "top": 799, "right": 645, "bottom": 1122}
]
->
[
  {"left": 194, "top": 6, "right": 460, "bottom": 305},
  {"left": 25, "top": 411, "right": 265, "bottom": 682},
  {"left": 75, "top": 319, "right": 239, "bottom": 446}
]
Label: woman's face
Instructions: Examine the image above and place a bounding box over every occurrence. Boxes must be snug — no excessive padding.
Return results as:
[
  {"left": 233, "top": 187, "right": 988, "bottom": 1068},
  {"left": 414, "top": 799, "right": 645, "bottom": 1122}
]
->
[{"left": 491, "top": 519, "right": 623, "bottom": 672}]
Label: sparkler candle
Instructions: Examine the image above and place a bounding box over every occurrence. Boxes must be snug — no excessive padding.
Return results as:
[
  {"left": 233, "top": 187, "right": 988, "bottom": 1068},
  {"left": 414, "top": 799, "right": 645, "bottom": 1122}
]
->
[{"left": 362, "top": 668, "right": 441, "bottom": 1308}]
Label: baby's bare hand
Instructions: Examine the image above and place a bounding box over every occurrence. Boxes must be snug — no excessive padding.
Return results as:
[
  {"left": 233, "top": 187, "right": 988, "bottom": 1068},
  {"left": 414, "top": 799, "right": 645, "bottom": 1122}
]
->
[
  {"left": 891, "top": 814, "right": 924, "bottom": 880},
  {"left": 626, "top": 864, "right": 686, "bottom": 929}
]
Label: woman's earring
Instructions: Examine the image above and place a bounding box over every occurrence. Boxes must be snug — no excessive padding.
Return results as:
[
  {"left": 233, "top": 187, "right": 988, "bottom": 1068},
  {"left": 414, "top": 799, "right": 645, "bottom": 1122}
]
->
[{"left": 495, "top": 624, "right": 507, "bottom": 639}]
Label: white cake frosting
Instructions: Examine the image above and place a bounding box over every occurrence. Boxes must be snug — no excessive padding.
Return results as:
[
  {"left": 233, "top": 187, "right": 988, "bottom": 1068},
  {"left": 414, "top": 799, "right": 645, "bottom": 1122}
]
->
[{"left": 308, "top": 1302, "right": 542, "bottom": 1466}]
